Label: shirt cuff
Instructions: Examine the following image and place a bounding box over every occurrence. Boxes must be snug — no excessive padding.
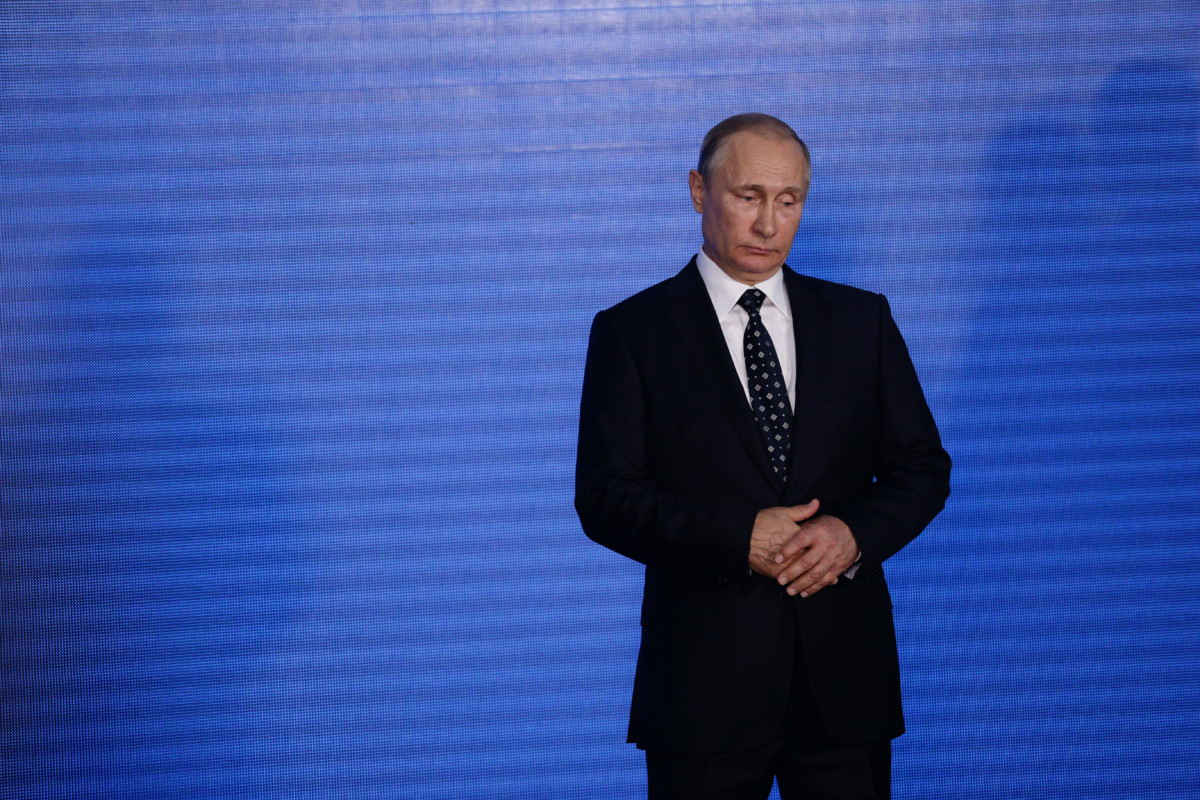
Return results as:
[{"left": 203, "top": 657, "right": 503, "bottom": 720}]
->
[{"left": 842, "top": 550, "right": 863, "bottom": 580}]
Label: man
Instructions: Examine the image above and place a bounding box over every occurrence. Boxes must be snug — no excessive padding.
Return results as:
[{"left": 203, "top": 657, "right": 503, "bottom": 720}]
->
[{"left": 575, "top": 113, "right": 951, "bottom": 799}]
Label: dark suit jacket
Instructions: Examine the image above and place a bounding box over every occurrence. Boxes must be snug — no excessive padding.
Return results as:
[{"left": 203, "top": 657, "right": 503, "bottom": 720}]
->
[{"left": 575, "top": 258, "right": 951, "bottom": 753}]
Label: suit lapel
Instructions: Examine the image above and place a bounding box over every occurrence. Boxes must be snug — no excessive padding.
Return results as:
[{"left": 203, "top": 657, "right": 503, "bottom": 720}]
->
[
  {"left": 783, "top": 267, "right": 830, "bottom": 495},
  {"left": 665, "top": 259, "right": 781, "bottom": 489}
]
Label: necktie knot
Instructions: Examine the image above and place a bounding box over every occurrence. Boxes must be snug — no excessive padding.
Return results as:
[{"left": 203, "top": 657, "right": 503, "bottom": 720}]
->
[{"left": 738, "top": 288, "right": 766, "bottom": 316}]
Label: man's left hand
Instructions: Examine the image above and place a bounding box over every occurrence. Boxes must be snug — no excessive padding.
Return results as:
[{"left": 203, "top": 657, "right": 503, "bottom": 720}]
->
[{"left": 772, "top": 514, "right": 859, "bottom": 598}]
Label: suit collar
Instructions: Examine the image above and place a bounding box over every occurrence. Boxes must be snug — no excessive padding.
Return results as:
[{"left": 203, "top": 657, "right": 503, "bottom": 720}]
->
[{"left": 662, "top": 255, "right": 705, "bottom": 299}]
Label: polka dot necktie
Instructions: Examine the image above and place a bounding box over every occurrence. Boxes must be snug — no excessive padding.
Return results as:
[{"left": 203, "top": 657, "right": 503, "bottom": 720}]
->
[{"left": 737, "top": 288, "right": 793, "bottom": 483}]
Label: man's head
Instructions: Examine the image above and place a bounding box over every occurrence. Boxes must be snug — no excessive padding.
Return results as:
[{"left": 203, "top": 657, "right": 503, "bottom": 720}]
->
[{"left": 690, "top": 113, "right": 811, "bottom": 285}]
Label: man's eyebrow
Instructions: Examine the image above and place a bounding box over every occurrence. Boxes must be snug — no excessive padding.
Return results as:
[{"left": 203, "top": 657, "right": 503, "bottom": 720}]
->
[{"left": 731, "top": 183, "right": 804, "bottom": 195}]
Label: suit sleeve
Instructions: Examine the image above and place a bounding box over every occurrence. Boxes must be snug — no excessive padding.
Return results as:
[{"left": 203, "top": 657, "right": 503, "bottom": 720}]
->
[
  {"left": 838, "top": 295, "right": 951, "bottom": 572},
  {"left": 574, "top": 309, "right": 759, "bottom": 580}
]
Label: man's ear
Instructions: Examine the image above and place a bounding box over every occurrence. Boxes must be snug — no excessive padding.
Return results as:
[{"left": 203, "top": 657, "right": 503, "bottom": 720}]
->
[{"left": 688, "top": 170, "right": 705, "bottom": 213}]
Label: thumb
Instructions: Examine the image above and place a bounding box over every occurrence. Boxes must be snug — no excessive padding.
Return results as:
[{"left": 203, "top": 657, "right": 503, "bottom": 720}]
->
[{"left": 787, "top": 498, "right": 820, "bottom": 521}]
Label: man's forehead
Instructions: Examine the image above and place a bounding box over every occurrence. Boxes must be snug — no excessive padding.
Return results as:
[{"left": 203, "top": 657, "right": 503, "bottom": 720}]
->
[
  {"left": 718, "top": 140, "right": 807, "bottom": 183},
  {"left": 718, "top": 131, "right": 806, "bottom": 167}
]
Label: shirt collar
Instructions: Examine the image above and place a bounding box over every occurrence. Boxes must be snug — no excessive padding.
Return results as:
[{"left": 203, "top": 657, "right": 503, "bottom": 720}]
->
[{"left": 695, "top": 248, "right": 791, "bottom": 321}]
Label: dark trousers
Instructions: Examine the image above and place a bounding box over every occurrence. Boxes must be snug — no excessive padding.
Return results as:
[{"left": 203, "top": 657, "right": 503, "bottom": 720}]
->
[
  {"left": 646, "top": 738, "right": 889, "bottom": 800},
  {"left": 644, "top": 639, "right": 892, "bottom": 800}
]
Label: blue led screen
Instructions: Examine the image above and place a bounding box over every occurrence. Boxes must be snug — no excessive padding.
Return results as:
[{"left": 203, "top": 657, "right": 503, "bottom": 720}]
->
[{"left": 3, "top": 3, "right": 1199, "bottom": 798}]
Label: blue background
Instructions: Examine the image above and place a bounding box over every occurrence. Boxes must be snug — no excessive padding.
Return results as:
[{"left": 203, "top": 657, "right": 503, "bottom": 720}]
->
[{"left": 3, "top": 2, "right": 1199, "bottom": 797}]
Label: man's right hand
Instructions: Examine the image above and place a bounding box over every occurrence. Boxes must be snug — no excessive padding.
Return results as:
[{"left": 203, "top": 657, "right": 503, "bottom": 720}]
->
[{"left": 748, "top": 499, "right": 820, "bottom": 578}]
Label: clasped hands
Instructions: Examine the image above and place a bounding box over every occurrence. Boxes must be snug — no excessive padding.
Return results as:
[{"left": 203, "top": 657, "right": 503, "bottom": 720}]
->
[{"left": 748, "top": 499, "right": 859, "bottom": 598}]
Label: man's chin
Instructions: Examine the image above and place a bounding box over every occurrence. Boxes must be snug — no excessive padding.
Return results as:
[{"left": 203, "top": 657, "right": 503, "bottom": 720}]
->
[{"left": 733, "top": 257, "right": 784, "bottom": 278}]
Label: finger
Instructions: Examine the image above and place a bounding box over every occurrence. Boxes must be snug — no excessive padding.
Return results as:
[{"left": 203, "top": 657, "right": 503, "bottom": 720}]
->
[
  {"left": 775, "top": 535, "right": 835, "bottom": 583},
  {"left": 776, "top": 544, "right": 820, "bottom": 581},
  {"left": 785, "top": 498, "right": 820, "bottom": 522},
  {"left": 789, "top": 573, "right": 838, "bottom": 598},
  {"left": 773, "top": 529, "right": 813, "bottom": 564},
  {"left": 786, "top": 563, "right": 839, "bottom": 597}
]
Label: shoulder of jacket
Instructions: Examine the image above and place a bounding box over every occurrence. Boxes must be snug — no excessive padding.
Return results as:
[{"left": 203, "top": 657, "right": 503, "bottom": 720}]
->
[
  {"left": 788, "top": 270, "right": 880, "bottom": 304},
  {"left": 597, "top": 272, "right": 684, "bottom": 321}
]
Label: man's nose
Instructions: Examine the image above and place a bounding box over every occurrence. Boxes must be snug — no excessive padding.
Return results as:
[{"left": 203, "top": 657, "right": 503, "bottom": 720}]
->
[{"left": 753, "top": 205, "right": 777, "bottom": 238}]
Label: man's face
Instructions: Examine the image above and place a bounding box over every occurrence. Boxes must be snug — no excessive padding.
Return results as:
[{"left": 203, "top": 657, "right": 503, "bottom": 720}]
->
[{"left": 689, "top": 130, "right": 809, "bottom": 285}]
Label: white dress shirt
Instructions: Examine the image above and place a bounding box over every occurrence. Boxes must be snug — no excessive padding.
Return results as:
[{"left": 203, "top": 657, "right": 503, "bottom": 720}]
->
[{"left": 695, "top": 249, "right": 797, "bottom": 410}]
